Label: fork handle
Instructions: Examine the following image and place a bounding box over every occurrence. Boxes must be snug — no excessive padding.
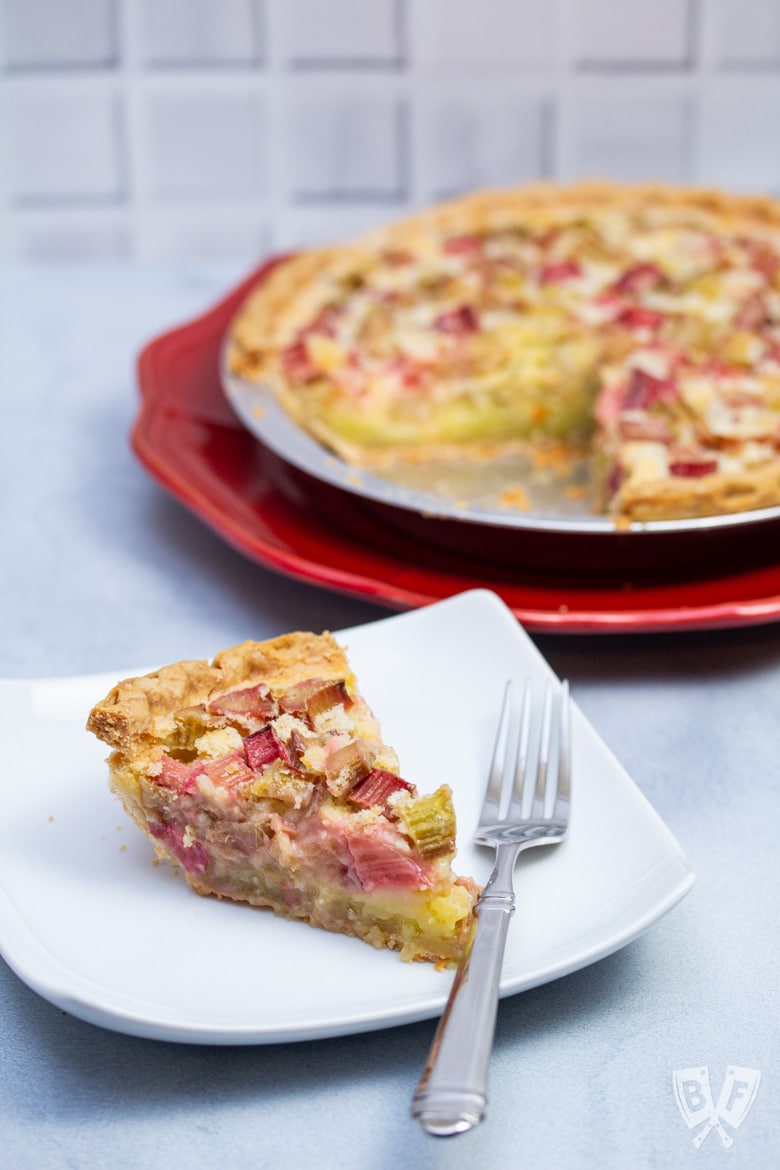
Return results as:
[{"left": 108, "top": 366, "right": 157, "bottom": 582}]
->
[{"left": 411, "top": 882, "right": 516, "bottom": 1137}]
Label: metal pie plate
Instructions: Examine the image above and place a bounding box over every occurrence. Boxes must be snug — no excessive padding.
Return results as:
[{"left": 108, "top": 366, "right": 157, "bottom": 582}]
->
[{"left": 222, "top": 364, "right": 780, "bottom": 541}]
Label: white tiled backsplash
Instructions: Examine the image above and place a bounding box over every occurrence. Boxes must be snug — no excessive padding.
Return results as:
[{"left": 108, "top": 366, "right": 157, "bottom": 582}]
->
[{"left": 2, "top": 0, "right": 780, "bottom": 260}]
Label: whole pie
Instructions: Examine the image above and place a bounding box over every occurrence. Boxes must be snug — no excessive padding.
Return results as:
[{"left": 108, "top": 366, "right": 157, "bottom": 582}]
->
[
  {"left": 87, "top": 631, "right": 478, "bottom": 965},
  {"left": 227, "top": 182, "right": 780, "bottom": 522}
]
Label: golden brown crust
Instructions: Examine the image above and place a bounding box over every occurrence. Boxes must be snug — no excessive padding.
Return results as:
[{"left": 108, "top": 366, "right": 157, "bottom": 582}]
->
[
  {"left": 182, "top": 871, "right": 480, "bottom": 966},
  {"left": 228, "top": 180, "right": 780, "bottom": 380},
  {"left": 86, "top": 631, "right": 351, "bottom": 755},
  {"left": 616, "top": 460, "right": 780, "bottom": 522}
]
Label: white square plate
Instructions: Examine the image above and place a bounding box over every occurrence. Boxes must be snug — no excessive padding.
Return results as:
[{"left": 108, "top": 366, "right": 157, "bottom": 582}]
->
[{"left": 0, "top": 590, "right": 694, "bottom": 1044}]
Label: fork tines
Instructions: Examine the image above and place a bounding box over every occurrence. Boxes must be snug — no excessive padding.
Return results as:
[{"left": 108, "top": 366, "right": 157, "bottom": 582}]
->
[{"left": 478, "top": 678, "right": 570, "bottom": 836}]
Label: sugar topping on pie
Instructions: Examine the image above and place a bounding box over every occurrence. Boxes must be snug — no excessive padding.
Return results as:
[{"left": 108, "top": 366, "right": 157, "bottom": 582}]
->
[{"left": 228, "top": 182, "right": 780, "bottom": 522}]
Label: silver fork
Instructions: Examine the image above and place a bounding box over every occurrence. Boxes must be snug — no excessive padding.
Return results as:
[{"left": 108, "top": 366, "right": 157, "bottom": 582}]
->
[{"left": 411, "top": 677, "right": 571, "bottom": 1137}]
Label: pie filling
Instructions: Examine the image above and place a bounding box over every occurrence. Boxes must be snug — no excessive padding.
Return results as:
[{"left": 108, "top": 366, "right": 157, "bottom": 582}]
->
[
  {"left": 229, "top": 187, "right": 780, "bottom": 521},
  {"left": 89, "top": 636, "right": 478, "bottom": 966}
]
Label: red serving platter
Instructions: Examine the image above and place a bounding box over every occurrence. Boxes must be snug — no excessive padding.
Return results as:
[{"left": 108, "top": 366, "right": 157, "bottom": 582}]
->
[{"left": 133, "top": 259, "right": 780, "bottom": 634}]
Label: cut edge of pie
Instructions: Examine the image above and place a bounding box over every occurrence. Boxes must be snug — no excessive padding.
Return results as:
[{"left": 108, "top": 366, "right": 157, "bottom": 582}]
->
[
  {"left": 87, "top": 631, "right": 479, "bottom": 967},
  {"left": 227, "top": 180, "right": 780, "bottom": 524}
]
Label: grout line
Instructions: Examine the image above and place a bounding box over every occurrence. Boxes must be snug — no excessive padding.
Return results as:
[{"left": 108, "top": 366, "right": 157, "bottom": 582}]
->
[
  {"left": 116, "top": 0, "right": 142, "bottom": 255},
  {"left": 0, "top": 2, "right": 8, "bottom": 252},
  {"left": 264, "top": 0, "right": 291, "bottom": 251},
  {"left": 403, "top": 0, "right": 425, "bottom": 209}
]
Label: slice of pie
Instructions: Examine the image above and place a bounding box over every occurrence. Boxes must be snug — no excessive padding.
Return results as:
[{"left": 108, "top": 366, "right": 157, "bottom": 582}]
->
[
  {"left": 87, "top": 631, "right": 478, "bottom": 966},
  {"left": 227, "top": 181, "right": 780, "bottom": 523}
]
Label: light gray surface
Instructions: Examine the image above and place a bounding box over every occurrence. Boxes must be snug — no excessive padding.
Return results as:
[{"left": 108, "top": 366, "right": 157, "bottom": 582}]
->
[{"left": 2, "top": 263, "right": 779, "bottom": 1169}]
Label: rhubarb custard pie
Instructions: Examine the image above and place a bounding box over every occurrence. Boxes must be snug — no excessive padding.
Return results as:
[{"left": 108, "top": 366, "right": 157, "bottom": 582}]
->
[
  {"left": 87, "top": 632, "right": 478, "bottom": 965},
  {"left": 228, "top": 182, "right": 780, "bottom": 523}
]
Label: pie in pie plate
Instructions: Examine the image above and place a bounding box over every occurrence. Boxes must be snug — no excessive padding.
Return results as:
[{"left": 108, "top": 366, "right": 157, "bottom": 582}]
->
[{"left": 225, "top": 182, "right": 780, "bottom": 535}]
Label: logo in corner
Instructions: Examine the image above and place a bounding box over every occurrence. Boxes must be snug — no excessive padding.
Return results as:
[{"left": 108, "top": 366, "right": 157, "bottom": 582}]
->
[{"left": 673, "top": 1066, "right": 761, "bottom": 1149}]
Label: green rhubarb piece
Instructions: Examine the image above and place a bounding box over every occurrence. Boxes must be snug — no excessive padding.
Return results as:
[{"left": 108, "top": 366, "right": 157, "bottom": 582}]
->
[{"left": 396, "top": 785, "right": 457, "bottom": 857}]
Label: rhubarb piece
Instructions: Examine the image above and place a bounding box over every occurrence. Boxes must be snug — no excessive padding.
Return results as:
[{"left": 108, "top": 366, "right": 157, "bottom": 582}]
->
[
  {"left": 540, "top": 259, "right": 582, "bottom": 283},
  {"left": 208, "top": 684, "right": 277, "bottom": 723},
  {"left": 669, "top": 458, "right": 719, "bottom": 478},
  {"left": 279, "top": 677, "right": 351, "bottom": 725},
  {"left": 618, "top": 415, "right": 673, "bottom": 443},
  {"left": 393, "top": 787, "right": 458, "bottom": 858},
  {"left": 433, "top": 305, "right": 480, "bottom": 335},
  {"left": 342, "top": 824, "right": 430, "bottom": 892},
  {"left": 615, "top": 306, "right": 665, "bottom": 333},
  {"left": 280, "top": 340, "right": 319, "bottom": 384},
  {"left": 149, "top": 820, "right": 209, "bottom": 875},
  {"left": 87, "top": 632, "right": 478, "bottom": 966},
  {"left": 244, "top": 725, "right": 292, "bottom": 770},
  {"left": 623, "top": 368, "right": 676, "bottom": 411},
  {"left": 349, "top": 767, "right": 413, "bottom": 810},
  {"left": 155, "top": 754, "right": 200, "bottom": 794},
  {"left": 203, "top": 749, "right": 255, "bottom": 791},
  {"left": 303, "top": 679, "right": 351, "bottom": 721},
  {"left": 299, "top": 304, "right": 343, "bottom": 339},
  {"left": 613, "top": 261, "right": 664, "bottom": 293},
  {"left": 443, "top": 233, "right": 482, "bottom": 256},
  {"left": 324, "top": 739, "right": 376, "bottom": 797}
]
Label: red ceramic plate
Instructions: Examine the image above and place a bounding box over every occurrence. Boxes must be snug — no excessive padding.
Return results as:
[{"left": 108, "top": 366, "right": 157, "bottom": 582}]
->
[{"left": 133, "top": 259, "right": 780, "bottom": 633}]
